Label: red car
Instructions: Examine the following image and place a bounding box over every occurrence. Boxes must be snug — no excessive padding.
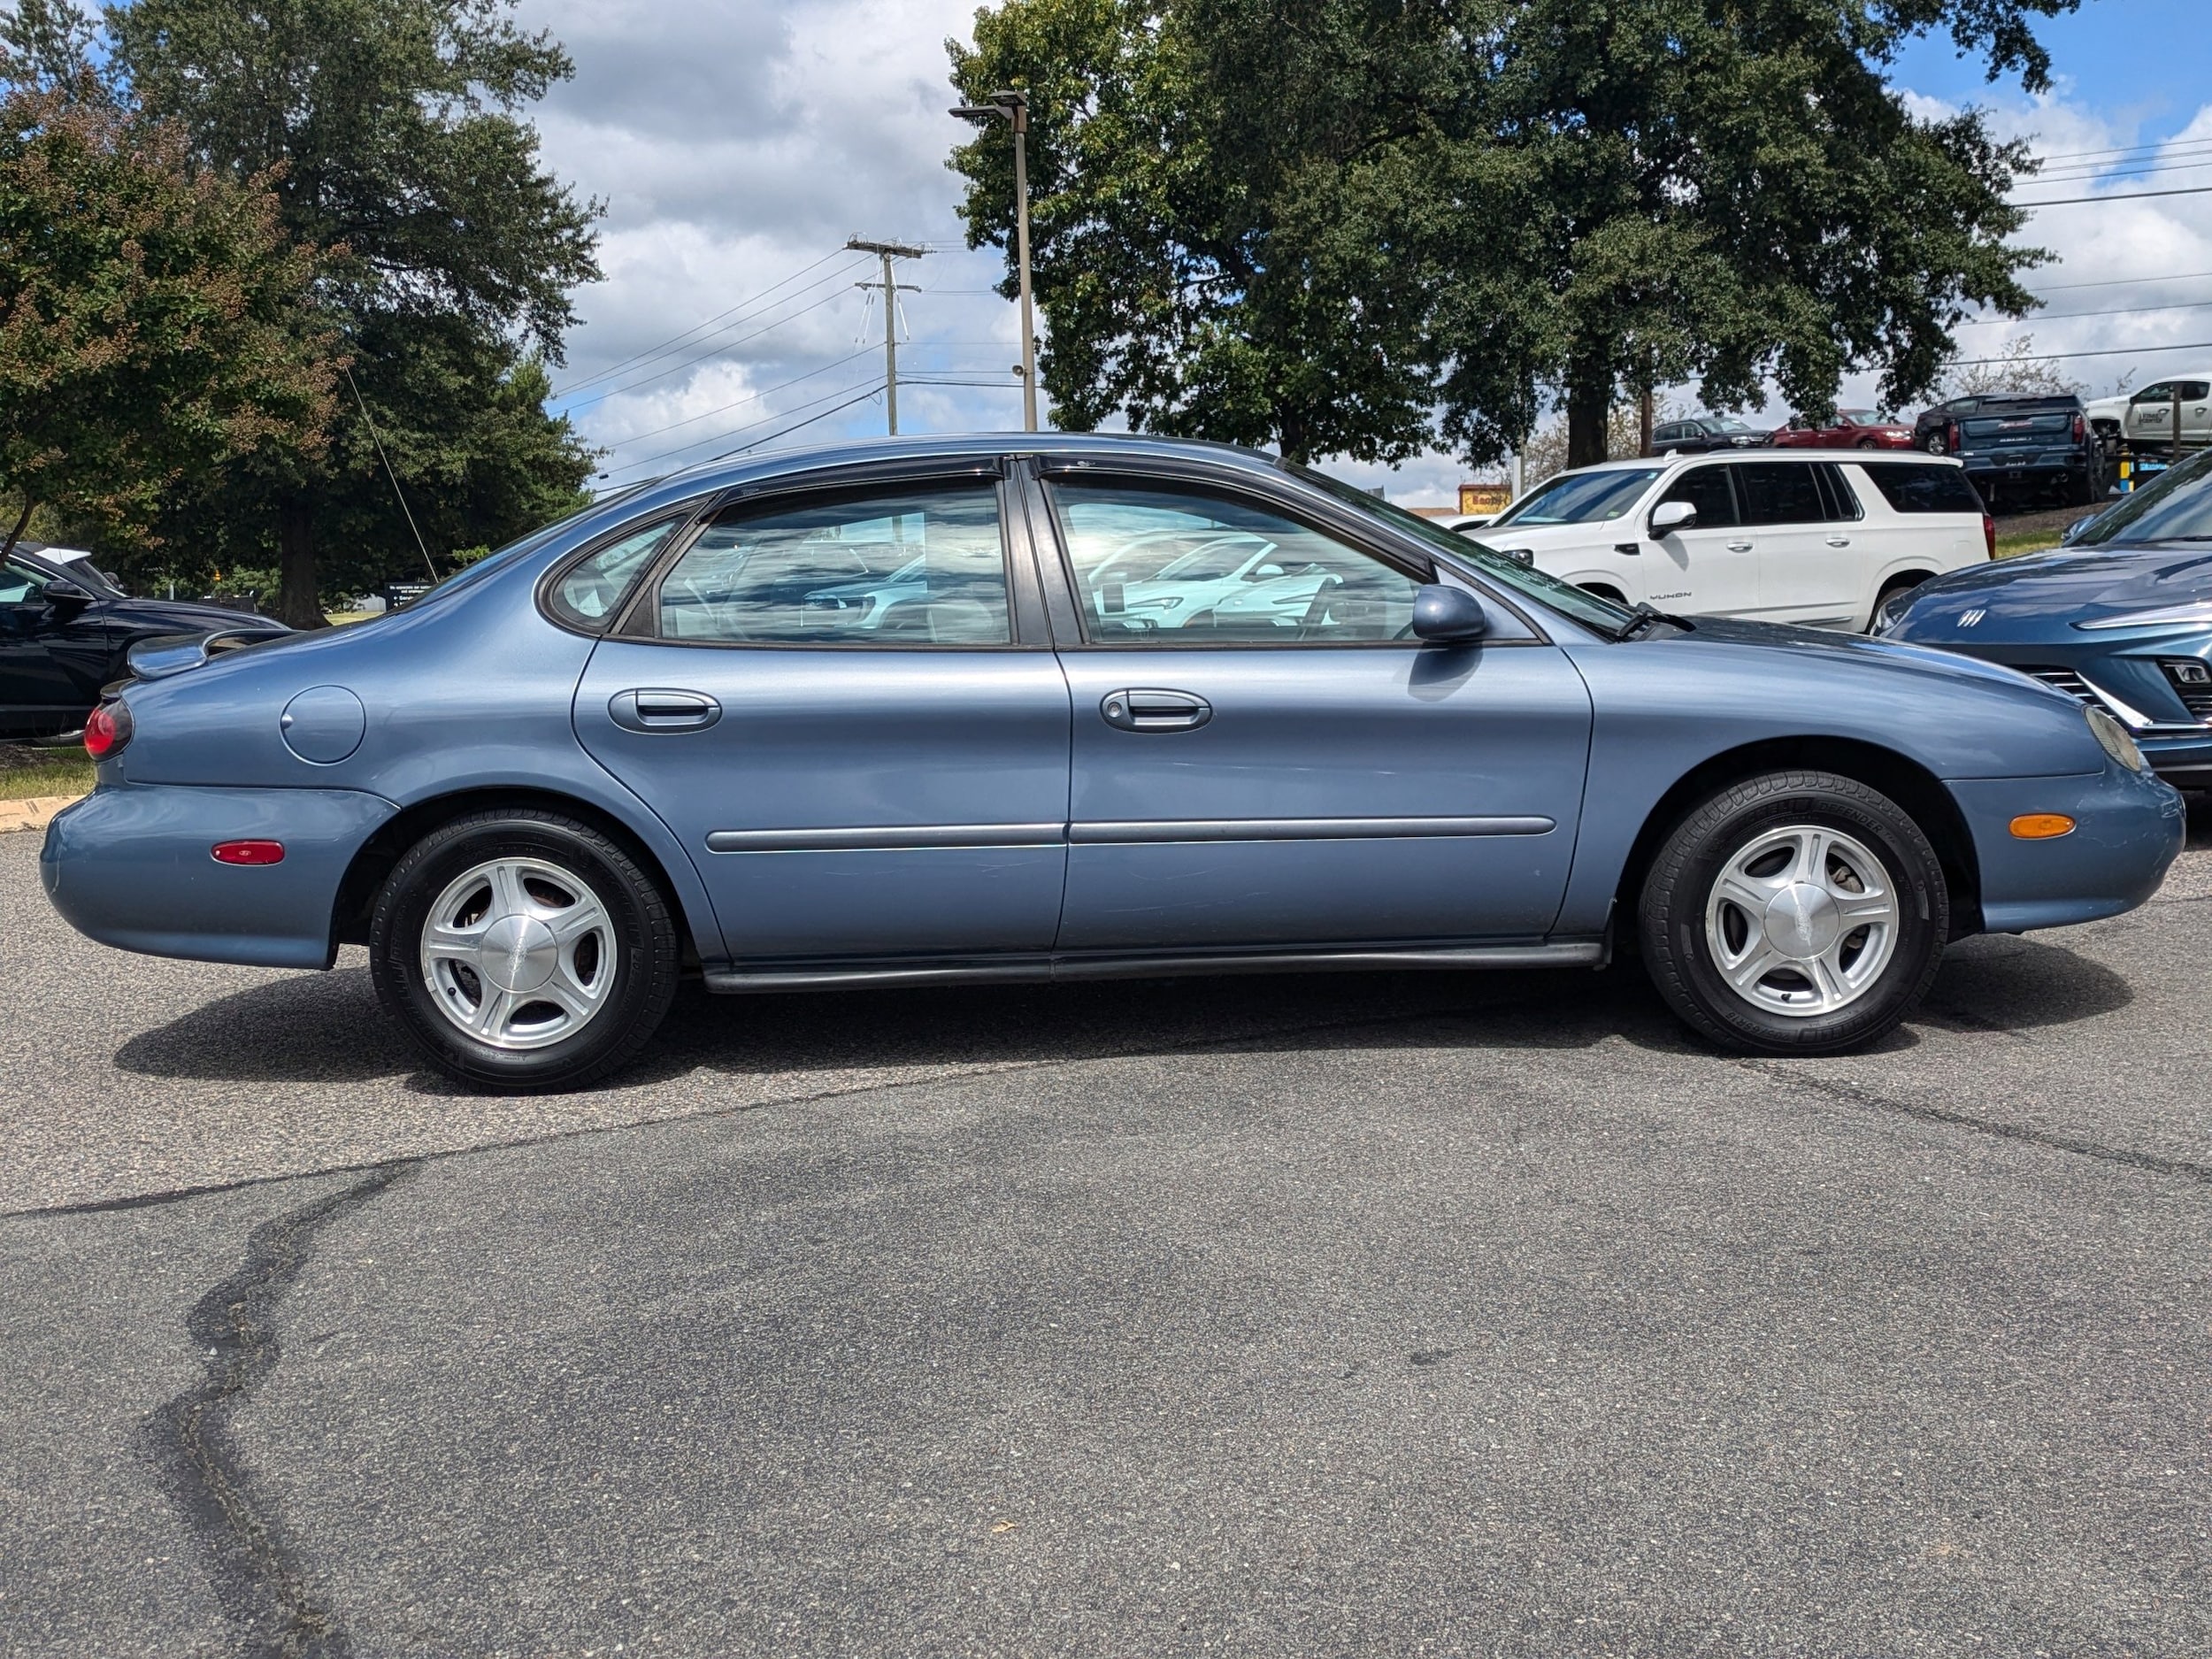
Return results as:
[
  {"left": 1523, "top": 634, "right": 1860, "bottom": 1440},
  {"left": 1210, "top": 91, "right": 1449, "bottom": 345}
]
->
[{"left": 1770, "top": 408, "right": 1917, "bottom": 449}]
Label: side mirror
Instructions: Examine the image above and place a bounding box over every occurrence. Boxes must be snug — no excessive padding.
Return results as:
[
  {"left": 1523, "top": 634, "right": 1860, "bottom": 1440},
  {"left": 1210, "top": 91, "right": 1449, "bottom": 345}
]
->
[
  {"left": 1410, "top": 583, "right": 1489, "bottom": 643},
  {"left": 42, "top": 577, "right": 91, "bottom": 609},
  {"left": 1649, "top": 499, "right": 1697, "bottom": 535},
  {"left": 2061, "top": 512, "right": 2100, "bottom": 545}
]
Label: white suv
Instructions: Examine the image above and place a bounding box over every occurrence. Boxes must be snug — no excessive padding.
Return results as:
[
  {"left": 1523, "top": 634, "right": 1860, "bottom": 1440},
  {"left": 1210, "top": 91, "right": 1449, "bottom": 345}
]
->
[{"left": 1467, "top": 450, "right": 1993, "bottom": 630}]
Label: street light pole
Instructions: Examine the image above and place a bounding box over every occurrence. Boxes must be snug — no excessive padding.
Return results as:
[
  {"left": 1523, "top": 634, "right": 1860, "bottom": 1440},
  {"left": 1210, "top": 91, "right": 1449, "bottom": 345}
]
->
[{"left": 953, "top": 88, "right": 1039, "bottom": 433}]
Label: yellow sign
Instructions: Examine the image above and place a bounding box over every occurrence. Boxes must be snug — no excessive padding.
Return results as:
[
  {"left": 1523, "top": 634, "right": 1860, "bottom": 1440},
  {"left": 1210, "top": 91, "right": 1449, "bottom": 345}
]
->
[{"left": 1458, "top": 483, "right": 1511, "bottom": 516}]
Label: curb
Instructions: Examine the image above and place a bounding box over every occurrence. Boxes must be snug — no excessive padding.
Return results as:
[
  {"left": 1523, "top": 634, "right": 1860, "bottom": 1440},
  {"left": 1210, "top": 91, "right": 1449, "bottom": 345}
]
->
[{"left": 0, "top": 795, "right": 83, "bottom": 834}]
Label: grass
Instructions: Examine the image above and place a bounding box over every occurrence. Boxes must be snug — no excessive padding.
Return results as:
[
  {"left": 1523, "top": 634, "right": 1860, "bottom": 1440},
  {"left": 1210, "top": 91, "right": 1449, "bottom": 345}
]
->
[
  {"left": 1995, "top": 527, "right": 2063, "bottom": 559},
  {"left": 0, "top": 743, "right": 95, "bottom": 803}
]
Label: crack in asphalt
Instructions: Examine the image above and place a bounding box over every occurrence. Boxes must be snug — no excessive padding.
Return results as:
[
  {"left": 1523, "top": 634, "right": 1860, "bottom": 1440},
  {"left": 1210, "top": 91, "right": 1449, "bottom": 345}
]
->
[
  {"left": 1740, "top": 1059, "right": 2212, "bottom": 1186},
  {"left": 142, "top": 1163, "right": 417, "bottom": 1659}
]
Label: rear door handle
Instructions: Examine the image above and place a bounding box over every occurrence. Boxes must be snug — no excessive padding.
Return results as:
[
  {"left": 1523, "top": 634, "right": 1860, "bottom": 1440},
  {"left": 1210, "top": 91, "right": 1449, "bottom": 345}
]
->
[
  {"left": 1825, "top": 535, "right": 1851, "bottom": 547},
  {"left": 1726, "top": 541, "right": 1754, "bottom": 553},
  {"left": 1101, "top": 687, "right": 1212, "bottom": 733},
  {"left": 610, "top": 687, "right": 722, "bottom": 733}
]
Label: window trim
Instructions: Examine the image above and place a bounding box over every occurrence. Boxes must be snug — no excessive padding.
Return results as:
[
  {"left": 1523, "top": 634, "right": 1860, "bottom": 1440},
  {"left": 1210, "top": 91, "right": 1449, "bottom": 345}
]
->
[
  {"left": 1031, "top": 462, "right": 1550, "bottom": 651},
  {"left": 610, "top": 468, "right": 1035, "bottom": 654}
]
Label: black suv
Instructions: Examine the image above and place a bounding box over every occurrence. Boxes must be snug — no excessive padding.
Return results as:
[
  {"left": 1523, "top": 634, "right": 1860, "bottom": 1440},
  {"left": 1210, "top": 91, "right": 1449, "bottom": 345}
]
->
[{"left": 1912, "top": 392, "right": 2108, "bottom": 506}]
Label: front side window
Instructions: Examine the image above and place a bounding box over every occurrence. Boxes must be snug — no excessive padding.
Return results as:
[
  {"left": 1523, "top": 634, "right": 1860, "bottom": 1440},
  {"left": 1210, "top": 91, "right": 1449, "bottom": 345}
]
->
[
  {"left": 1736, "top": 462, "right": 1826, "bottom": 526},
  {"left": 1490, "top": 467, "right": 1663, "bottom": 527},
  {"left": 656, "top": 483, "right": 1010, "bottom": 645},
  {"left": 1658, "top": 466, "right": 1739, "bottom": 527},
  {"left": 1049, "top": 481, "right": 1418, "bottom": 644},
  {"left": 2134, "top": 383, "right": 2173, "bottom": 404}
]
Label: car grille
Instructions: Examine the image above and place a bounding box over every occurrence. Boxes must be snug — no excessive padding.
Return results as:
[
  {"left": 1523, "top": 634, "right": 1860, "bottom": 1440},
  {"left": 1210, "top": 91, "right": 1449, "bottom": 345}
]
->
[
  {"left": 2161, "top": 659, "right": 2212, "bottom": 721},
  {"left": 2022, "top": 665, "right": 2095, "bottom": 704}
]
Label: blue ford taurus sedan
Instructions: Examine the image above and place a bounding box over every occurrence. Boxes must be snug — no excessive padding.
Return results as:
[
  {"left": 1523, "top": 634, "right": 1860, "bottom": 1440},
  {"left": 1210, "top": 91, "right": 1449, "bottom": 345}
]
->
[
  {"left": 42, "top": 435, "right": 2185, "bottom": 1090},
  {"left": 1878, "top": 446, "right": 2212, "bottom": 788}
]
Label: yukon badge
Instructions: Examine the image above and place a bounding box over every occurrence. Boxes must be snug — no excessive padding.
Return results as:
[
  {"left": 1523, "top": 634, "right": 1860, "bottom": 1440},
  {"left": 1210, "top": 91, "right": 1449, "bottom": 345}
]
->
[{"left": 1958, "top": 607, "right": 1986, "bottom": 628}]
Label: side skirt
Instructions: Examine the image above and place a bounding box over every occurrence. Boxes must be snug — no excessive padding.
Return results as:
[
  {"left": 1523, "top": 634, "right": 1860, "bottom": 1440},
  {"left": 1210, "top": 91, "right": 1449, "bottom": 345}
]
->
[{"left": 703, "top": 939, "right": 1609, "bottom": 995}]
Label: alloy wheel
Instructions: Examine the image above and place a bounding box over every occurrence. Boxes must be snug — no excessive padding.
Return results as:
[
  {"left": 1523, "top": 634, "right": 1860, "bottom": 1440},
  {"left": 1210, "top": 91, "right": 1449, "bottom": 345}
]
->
[
  {"left": 419, "top": 856, "right": 618, "bottom": 1049},
  {"left": 1702, "top": 824, "right": 1900, "bottom": 1018}
]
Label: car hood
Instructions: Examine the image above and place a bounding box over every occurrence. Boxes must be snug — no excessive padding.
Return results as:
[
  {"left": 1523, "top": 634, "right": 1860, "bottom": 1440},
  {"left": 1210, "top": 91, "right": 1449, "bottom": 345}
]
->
[
  {"left": 1678, "top": 613, "right": 2065, "bottom": 692},
  {"left": 1471, "top": 519, "right": 1637, "bottom": 550},
  {"left": 112, "top": 597, "right": 289, "bottom": 635},
  {"left": 1889, "top": 543, "right": 2212, "bottom": 642}
]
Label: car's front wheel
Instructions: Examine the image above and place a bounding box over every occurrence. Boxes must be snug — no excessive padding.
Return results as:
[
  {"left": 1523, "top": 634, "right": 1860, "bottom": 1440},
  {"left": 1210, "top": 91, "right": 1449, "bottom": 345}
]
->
[
  {"left": 370, "top": 809, "right": 680, "bottom": 1091},
  {"left": 1638, "top": 772, "right": 1947, "bottom": 1055}
]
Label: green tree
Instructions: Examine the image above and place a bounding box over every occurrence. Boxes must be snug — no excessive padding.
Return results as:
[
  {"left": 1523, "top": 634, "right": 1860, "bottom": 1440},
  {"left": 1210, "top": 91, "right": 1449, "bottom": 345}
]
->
[
  {"left": 0, "top": 74, "right": 336, "bottom": 559},
  {"left": 951, "top": 0, "right": 2074, "bottom": 472},
  {"left": 106, "top": 0, "right": 601, "bottom": 622}
]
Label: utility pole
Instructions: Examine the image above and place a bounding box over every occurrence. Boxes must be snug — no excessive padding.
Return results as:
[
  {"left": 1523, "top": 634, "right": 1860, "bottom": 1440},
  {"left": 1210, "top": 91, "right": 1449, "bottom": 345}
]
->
[
  {"left": 951, "top": 89, "right": 1039, "bottom": 432},
  {"left": 846, "top": 237, "right": 928, "bottom": 435}
]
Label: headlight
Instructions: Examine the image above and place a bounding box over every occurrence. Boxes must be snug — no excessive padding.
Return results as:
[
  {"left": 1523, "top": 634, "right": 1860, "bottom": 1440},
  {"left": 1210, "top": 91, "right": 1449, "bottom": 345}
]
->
[
  {"left": 2076, "top": 601, "right": 2212, "bottom": 633},
  {"left": 2085, "top": 705, "right": 2150, "bottom": 772}
]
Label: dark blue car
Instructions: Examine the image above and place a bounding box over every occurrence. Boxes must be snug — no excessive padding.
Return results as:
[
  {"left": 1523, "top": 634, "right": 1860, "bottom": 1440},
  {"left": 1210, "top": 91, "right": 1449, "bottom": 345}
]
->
[
  {"left": 1879, "top": 447, "right": 2212, "bottom": 788},
  {"left": 41, "top": 435, "right": 2184, "bottom": 1091}
]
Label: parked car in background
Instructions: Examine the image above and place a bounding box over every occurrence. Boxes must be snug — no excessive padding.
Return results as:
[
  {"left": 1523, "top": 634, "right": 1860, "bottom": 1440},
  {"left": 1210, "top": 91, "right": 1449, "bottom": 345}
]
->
[
  {"left": 1471, "top": 450, "right": 1992, "bottom": 629},
  {"left": 1770, "top": 410, "right": 1917, "bottom": 449},
  {"left": 13, "top": 540, "right": 127, "bottom": 595},
  {"left": 1653, "top": 415, "right": 1768, "bottom": 453},
  {"left": 1919, "top": 391, "right": 2104, "bottom": 507},
  {"left": 2085, "top": 373, "right": 2212, "bottom": 456},
  {"left": 1878, "top": 445, "right": 2212, "bottom": 788},
  {"left": 41, "top": 434, "right": 2181, "bottom": 1090},
  {"left": 0, "top": 549, "right": 288, "bottom": 738}
]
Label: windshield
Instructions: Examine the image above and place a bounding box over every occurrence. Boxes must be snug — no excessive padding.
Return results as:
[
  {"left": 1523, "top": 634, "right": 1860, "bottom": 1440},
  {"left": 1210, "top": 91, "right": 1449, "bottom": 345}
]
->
[
  {"left": 1287, "top": 464, "right": 1636, "bottom": 635},
  {"left": 1710, "top": 418, "right": 1752, "bottom": 434},
  {"left": 2075, "top": 447, "right": 2212, "bottom": 545},
  {"left": 1488, "top": 467, "right": 1663, "bottom": 526}
]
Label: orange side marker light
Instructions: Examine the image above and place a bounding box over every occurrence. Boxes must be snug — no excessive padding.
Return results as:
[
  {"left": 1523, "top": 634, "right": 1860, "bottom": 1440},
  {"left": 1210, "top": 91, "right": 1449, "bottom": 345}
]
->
[{"left": 2008, "top": 814, "right": 2076, "bottom": 840}]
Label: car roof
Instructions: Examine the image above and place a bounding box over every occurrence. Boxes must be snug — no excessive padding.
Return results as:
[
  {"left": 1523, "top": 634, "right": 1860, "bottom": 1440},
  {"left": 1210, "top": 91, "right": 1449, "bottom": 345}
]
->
[
  {"left": 1569, "top": 449, "right": 1961, "bottom": 471},
  {"left": 644, "top": 431, "right": 1288, "bottom": 498}
]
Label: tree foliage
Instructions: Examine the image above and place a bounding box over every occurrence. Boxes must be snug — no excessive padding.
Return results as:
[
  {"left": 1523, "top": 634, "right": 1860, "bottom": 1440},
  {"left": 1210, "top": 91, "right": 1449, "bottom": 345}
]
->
[
  {"left": 0, "top": 74, "right": 336, "bottom": 557},
  {"left": 95, "top": 0, "right": 601, "bottom": 620},
  {"left": 951, "top": 0, "right": 2076, "bottom": 471}
]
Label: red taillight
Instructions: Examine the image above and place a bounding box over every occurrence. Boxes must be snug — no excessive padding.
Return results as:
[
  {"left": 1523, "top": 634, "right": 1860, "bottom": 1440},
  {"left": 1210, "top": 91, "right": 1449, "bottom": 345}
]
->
[
  {"left": 83, "top": 700, "right": 132, "bottom": 759},
  {"left": 1946, "top": 419, "right": 1961, "bottom": 453},
  {"left": 211, "top": 841, "right": 286, "bottom": 865},
  {"left": 2072, "top": 413, "right": 2086, "bottom": 443},
  {"left": 1983, "top": 512, "right": 1997, "bottom": 559}
]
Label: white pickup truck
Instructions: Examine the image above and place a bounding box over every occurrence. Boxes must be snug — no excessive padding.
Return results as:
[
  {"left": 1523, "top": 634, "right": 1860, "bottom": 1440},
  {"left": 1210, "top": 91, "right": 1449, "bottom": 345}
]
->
[{"left": 2085, "top": 373, "right": 2212, "bottom": 453}]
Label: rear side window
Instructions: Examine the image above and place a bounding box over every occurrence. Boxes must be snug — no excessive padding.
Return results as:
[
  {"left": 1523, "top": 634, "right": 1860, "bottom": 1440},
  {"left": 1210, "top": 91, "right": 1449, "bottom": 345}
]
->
[
  {"left": 1857, "top": 464, "right": 1986, "bottom": 515},
  {"left": 548, "top": 518, "right": 685, "bottom": 630},
  {"left": 1657, "top": 466, "right": 1739, "bottom": 526},
  {"left": 1736, "top": 462, "right": 1825, "bottom": 526}
]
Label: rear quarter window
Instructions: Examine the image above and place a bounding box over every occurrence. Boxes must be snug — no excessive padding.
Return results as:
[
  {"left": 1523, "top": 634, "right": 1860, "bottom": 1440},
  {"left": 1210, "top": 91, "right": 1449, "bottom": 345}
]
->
[{"left": 1856, "top": 464, "right": 1985, "bottom": 515}]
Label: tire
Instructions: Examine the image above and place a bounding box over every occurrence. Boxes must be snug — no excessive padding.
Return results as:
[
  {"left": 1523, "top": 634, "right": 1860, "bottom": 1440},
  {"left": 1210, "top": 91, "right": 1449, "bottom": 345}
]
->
[
  {"left": 2065, "top": 466, "right": 2101, "bottom": 508},
  {"left": 1866, "top": 573, "right": 1928, "bottom": 633},
  {"left": 371, "top": 809, "right": 681, "bottom": 1091},
  {"left": 1639, "top": 771, "right": 1947, "bottom": 1056},
  {"left": 1924, "top": 434, "right": 1947, "bottom": 455},
  {"left": 1855, "top": 436, "right": 1879, "bottom": 449}
]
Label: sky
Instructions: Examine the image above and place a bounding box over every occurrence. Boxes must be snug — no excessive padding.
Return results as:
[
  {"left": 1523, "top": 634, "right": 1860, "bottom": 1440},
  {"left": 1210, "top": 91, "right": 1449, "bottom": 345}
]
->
[{"left": 524, "top": 0, "right": 2212, "bottom": 507}]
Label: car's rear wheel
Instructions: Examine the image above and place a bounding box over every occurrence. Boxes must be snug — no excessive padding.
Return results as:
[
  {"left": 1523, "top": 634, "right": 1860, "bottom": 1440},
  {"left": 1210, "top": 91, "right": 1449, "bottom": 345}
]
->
[
  {"left": 1639, "top": 772, "right": 1947, "bottom": 1055},
  {"left": 371, "top": 810, "right": 680, "bottom": 1091}
]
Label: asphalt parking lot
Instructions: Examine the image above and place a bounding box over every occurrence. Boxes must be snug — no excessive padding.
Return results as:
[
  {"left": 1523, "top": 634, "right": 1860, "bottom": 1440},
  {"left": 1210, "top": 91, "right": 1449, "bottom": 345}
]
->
[{"left": 4, "top": 807, "right": 2210, "bottom": 1658}]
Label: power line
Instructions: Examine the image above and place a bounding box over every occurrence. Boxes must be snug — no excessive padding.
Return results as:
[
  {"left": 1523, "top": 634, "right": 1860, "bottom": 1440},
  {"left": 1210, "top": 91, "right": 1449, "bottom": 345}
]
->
[
  {"left": 2016, "top": 182, "right": 2212, "bottom": 208},
  {"left": 598, "top": 375, "right": 887, "bottom": 479},
  {"left": 593, "top": 349, "right": 878, "bottom": 450},
  {"left": 1959, "top": 297, "right": 2212, "bottom": 324},
  {"left": 2030, "top": 269, "right": 2212, "bottom": 291},
  {"left": 2032, "top": 134, "right": 2212, "bottom": 165},
  {"left": 1945, "top": 340, "right": 2212, "bottom": 367},
  {"left": 559, "top": 279, "right": 866, "bottom": 412},
  {"left": 554, "top": 250, "right": 849, "bottom": 397}
]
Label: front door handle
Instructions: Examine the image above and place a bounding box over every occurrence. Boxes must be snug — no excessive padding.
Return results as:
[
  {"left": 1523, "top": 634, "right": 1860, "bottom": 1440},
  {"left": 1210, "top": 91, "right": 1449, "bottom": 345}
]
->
[
  {"left": 1726, "top": 540, "right": 1755, "bottom": 552},
  {"left": 609, "top": 687, "right": 722, "bottom": 733},
  {"left": 1825, "top": 535, "right": 1851, "bottom": 547},
  {"left": 1101, "top": 687, "right": 1212, "bottom": 733}
]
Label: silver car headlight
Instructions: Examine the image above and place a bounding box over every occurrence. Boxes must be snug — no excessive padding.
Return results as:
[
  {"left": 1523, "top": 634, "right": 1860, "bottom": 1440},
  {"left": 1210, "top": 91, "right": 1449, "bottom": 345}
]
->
[{"left": 2085, "top": 705, "right": 2150, "bottom": 772}]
